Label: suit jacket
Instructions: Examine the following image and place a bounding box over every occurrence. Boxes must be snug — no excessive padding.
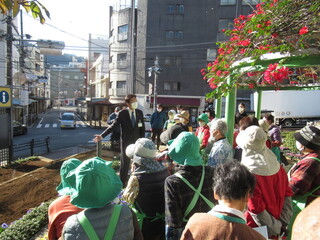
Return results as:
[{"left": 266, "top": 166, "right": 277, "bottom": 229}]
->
[{"left": 101, "top": 108, "right": 145, "bottom": 147}]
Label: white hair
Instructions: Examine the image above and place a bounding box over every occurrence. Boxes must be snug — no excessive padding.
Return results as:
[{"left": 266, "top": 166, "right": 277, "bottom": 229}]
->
[{"left": 210, "top": 118, "right": 228, "bottom": 136}]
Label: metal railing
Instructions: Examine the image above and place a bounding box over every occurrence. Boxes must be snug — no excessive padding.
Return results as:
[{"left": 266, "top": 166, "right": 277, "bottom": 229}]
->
[{"left": 13, "top": 136, "right": 50, "bottom": 157}]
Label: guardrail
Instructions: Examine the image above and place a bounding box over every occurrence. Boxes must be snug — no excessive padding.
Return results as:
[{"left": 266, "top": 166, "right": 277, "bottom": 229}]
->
[{"left": 13, "top": 136, "right": 50, "bottom": 156}]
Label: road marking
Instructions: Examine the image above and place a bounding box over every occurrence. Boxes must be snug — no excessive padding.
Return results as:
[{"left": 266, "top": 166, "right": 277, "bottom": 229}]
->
[
  {"left": 45, "top": 124, "right": 50, "bottom": 128},
  {"left": 53, "top": 124, "right": 57, "bottom": 128},
  {"left": 36, "top": 124, "right": 42, "bottom": 128}
]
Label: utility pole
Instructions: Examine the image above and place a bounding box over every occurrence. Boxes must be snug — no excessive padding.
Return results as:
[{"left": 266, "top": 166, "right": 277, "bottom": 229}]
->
[
  {"left": 6, "top": 14, "right": 13, "bottom": 162},
  {"left": 147, "top": 56, "right": 162, "bottom": 112},
  {"left": 58, "top": 69, "right": 61, "bottom": 113},
  {"left": 129, "top": 0, "right": 135, "bottom": 94}
]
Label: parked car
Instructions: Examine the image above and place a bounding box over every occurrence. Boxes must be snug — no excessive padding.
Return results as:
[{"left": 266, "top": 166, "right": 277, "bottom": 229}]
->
[
  {"left": 60, "top": 112, "right": 76, "bottom": 129},
  {"left": 13, "top": 121, "right": 28, "bottom": 136}
]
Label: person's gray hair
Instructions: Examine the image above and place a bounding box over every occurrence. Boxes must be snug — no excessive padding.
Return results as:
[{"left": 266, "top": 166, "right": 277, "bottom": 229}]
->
[{"left": 210, "top": 118, "right": 228, "bottom": 136}]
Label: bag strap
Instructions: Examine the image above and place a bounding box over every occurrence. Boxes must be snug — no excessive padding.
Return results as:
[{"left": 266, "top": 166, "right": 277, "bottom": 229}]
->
[
  {"left": 77, "top": 211, "right": 100, "bottom": 240},
  {"left": 77, "top": 205, "right": 122, "bottom": 240},
  {"left": 104, "top": 205, "right": 122, "bottom": 240},
  {"left": 175, "top": 166, "right": 214, "bottom": 222}
]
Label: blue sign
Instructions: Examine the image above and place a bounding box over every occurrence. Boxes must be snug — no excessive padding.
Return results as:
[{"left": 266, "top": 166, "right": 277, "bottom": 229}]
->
[
  {"left": 0, "top": 87, "right": 11, "bottom": 107},
  {"left": 1, "top": 91, "right": 9, "bottom": 103}
]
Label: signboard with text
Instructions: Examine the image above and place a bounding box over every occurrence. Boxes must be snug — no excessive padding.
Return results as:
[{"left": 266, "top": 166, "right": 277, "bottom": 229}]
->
[{"left": 0, "top": 87, "right": 11, "bottom": 108}]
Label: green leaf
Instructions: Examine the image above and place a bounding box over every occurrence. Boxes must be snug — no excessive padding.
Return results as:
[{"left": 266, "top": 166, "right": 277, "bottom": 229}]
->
[{"left": 12, "top": 0, "right": 19, "bottom": 17}]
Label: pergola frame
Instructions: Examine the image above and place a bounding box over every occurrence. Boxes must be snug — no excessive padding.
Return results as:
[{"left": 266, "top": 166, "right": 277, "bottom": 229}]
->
[{"left": 213, "top": 53, "right": 320, "bottom": 144}]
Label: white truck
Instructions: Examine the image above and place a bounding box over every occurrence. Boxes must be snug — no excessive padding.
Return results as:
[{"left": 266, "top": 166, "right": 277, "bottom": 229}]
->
[{"left": 256, "top": 90, "right": 320, "bottom": 127}]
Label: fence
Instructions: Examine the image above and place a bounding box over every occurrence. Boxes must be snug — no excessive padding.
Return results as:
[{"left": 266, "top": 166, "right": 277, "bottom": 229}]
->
[{"left": 13, "top": 136, "right": 50, "bottom": 157}]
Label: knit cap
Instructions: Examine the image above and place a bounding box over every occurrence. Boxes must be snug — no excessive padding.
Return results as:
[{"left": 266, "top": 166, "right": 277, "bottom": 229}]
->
[
  {"left": 126, "top": 138, "right": 157, "bottom": 159},
  {"left": 294, "top": 126, "right": 320, "bottom": 150}
]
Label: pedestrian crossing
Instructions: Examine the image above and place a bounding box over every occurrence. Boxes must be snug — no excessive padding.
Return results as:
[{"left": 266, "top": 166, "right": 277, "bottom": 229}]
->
[{"left": 36, "top": 123, "right": 88, "bottom": 129}]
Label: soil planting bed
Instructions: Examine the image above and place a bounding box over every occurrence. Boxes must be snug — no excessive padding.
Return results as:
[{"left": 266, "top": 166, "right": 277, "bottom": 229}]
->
[{"left": 0, "top": 151, "right": 100, "bottom": 225}]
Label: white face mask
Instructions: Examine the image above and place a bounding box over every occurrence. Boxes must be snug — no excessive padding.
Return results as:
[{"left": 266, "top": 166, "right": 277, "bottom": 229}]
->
[
  {"left": 157, "top": 108, "right": 162, "bottom": 112},
  {"left": 296, "top": 141, "right": 304, "bottom": 152},
  {"left": 131, "top": 102, "right": 138, "bottom": 109},
  {"left": 199, "top": 121, "right": 206, "bottom": 127}
]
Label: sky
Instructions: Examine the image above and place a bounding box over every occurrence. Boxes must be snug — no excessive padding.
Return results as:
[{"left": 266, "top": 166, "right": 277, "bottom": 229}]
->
[{"left": 20, "top": 0, "right": 116, "bottom": 57}]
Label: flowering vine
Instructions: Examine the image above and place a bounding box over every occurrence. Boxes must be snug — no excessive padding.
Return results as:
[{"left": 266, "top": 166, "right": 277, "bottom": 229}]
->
[{"left": 203, "top": 0, "right": 320, "bottom": 99}]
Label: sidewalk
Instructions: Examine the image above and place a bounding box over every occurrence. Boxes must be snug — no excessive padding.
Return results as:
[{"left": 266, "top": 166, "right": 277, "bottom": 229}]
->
[{"left": 40, "top": 146, "right": 94, "bottom": 161}]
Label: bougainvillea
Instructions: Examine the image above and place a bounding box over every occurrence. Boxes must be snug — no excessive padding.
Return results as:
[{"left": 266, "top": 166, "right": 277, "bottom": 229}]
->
[{"left": 203, "top": 0, "right": 320, "bottom": 99}]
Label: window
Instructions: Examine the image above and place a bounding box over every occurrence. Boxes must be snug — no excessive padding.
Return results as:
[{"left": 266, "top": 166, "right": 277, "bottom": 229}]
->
[
  {"left": 220, "top": 0, "right": 236, "bottom": 5},
  {"left": 35, "top": 63, "right": 41, "bottom": 72},
  {"left": 74, "top": 75, "right": 79, "bottom": 80},
  {"left": 64, "top": 74, "right": 70, "bottom": 79},
  {"left": 117, "top": 81, "right": 126, "bottom": 88},
  {"left": 242, "top": 0, "right": 261, "bottom": 5},
  {"left": 176, "top": 4, "right": 184, "bottom": 14},
  {"left": 117, "top": 53, "right": 127, "bottom": 61},
  {"left": 219, "top": 19, "right": 234, "bottom": 31},
  {"left": 35, "top": 52, "right": 41, "bottom": 61},
  {"left": 207, "top": 49, "right": 217, "bottom": 61},
  {"left": 164, "top": 82, "right": 180, "bottom": 91},
  {"left": 174, "top": 31, "right": 183, "bottom": 40},
  {"left": 166, "top": 31, "right": 174, "bottom": 40},
  {"left": 167, "top": 4, "right": 175, "bottom": 13},
  {"left": 118, "top": 25, "right": 128, "bottom": 34},
  {"left": 166, "top": 31, "right": 183, "bottom": 40}
]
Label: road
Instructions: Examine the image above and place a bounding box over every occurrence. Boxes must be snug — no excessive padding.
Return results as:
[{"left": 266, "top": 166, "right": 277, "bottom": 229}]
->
[{"left": 13, "top": 107, "right": 108, "bottom": 160}]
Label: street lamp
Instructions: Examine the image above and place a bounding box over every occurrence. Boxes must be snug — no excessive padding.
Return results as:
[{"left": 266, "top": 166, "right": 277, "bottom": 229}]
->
[{"left": 147, "top": 56, "right": 163, "bottom": 111}]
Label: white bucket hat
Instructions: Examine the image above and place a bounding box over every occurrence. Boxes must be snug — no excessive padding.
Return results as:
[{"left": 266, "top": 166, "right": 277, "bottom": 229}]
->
[{"left": 236, "top": 126, "right": 280, "bottom": 176}]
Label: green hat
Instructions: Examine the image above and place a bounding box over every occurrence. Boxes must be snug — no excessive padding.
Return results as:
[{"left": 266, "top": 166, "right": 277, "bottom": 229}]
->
[
  {"left": 168, "top": 132, "right": 202, "bottom": 166},
  {"left": 56, "top": 158, "right": 82, "bottom": 196},
  {"left": 69, "top": 157, "right": 123, "bottom": 208},
  {"left": 197, "top": 113, "right": 209, "bottom": 124}
]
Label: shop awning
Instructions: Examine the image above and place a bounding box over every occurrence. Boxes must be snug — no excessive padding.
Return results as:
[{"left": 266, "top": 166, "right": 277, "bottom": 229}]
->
[
  {"left": 13, "top": 99, "right": 37, "bottom": 105},
  {"left": 151, "top": 97, "right": 200, "bottom": 106}
]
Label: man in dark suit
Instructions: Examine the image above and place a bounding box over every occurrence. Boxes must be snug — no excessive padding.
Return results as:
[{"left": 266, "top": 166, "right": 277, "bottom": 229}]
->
[{"left": 94, "top": 94, "right": 145, "bottom": 185}]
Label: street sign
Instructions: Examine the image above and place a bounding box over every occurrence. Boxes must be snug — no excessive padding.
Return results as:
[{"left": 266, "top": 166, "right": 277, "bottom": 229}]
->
[{"left": 0, "top": 87, "right": 12, "bottom": 108}]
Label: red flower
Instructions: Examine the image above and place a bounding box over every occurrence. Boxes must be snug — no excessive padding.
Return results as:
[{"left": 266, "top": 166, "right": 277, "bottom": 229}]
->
[
  {"left": 207, "top": 62, "right": 212, "bottom": 67},
  {"left": 248, "top": 29, "right": 253, "bottom": 34},
  {"left": 238, "top": 39, "right": 251, "bottom": 46},
  {"left": 271, "top": 33, "right": 279, "bottom": 39},
  {"left": 299, "top": 26, "right": 309, "bottom": 35},
  {"left": 240, "top": 49, "right": 246, "bottom": 54},
  {"left": 248, "top": 83, "right": 255, "bottom": 89}
]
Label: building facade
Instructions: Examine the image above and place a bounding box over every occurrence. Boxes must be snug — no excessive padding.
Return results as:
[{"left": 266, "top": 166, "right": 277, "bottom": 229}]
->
[{"left": 109, "top": 0, "right": 260, "bottom": 119}]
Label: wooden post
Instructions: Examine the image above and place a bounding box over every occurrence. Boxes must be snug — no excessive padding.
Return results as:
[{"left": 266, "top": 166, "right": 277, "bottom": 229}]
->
[{"left": 97, "top": 141, "right": 102, "bottom": 157}]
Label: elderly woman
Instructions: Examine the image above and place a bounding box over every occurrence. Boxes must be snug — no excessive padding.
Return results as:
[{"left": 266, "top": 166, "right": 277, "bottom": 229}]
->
[
  {"left": 237, "top": 126, "right": 293, "bottom": 239},
  {"left": 206, "top": 118, "right": 233, "bottom": 167},
  {"left": 287, "top": 125, "right": 320, "bottom": 238},
  {"left": 123, "top": 138, "right": 169, "bottom": 240}
]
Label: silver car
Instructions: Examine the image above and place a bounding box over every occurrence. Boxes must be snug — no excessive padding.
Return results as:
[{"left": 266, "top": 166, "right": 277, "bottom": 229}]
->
[{"left": 60, "top": 113, "right": 76, "bottom": 129}]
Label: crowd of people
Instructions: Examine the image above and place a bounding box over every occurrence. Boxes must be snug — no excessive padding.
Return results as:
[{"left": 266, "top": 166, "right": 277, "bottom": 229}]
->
[{"left": 47, "top": 95, "right": 320, "bottom": 240}]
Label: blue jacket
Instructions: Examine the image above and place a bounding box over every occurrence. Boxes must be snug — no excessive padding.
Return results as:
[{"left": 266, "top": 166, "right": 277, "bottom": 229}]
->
[{"left": 150, "top": 111, "right": 166, "bottom": 129}]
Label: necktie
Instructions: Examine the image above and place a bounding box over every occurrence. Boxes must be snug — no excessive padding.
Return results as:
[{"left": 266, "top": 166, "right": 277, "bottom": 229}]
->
[{"left": 131, "top": 111, "right": 136, "bottom": 127}]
